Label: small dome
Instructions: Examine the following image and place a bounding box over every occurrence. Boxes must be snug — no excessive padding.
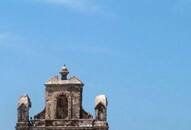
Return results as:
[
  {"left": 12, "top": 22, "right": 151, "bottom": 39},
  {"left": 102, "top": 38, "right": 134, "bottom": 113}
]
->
[
  {"left": 95, "top": 95, "right": 108, "bottom": 108},
  {"left": 60, "top": 65, "right": 69, "bottom": 80},
  {"left": 60, "top": 65, "right": 68, "bottom": 72},
  {"left": 18, "top": 94, "right": 31, "bottom": 108}
]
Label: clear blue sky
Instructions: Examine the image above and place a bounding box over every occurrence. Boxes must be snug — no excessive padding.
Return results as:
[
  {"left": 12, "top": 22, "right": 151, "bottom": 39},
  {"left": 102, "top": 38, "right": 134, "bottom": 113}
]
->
[{"left": 0, "top": 0, "right": 191, "bottom": 130}]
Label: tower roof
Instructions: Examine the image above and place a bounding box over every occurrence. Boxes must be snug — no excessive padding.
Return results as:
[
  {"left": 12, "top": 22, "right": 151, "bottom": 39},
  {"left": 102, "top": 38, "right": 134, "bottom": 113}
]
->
[
  {"left": 95, "top": 95, "right": 108, "bottom": 108},
  {"left": 45, "top": 66, "right": 83, "bottom": 86},
  {"left": 17, "top": 94, "right": 31, "bottom": 108}
]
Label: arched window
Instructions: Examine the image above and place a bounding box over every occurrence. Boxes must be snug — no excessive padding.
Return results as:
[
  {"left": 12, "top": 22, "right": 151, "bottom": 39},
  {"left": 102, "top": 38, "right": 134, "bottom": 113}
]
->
[{"left": 56, "top": 95, "right": 68, "bottom": 119}]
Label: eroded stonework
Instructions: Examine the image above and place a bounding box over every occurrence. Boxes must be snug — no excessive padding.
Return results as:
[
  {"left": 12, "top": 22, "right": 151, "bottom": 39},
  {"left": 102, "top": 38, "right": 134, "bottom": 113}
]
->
[{"left": 16, "top": 66, "right": 109, "bottom": 130}]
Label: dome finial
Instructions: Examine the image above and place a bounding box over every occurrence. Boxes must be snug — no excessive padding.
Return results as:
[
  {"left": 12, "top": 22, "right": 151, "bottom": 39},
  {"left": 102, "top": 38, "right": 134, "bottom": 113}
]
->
[{"left": 60, "top": 65, "right": 69, "bottom": 80}]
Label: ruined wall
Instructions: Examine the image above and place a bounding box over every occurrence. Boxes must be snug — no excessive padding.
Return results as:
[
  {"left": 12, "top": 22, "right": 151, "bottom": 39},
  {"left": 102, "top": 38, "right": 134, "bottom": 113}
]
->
[
  {"left": 16, "top": 66, "right": 109, "bottom": 130},
  {"left": 45, "top": 85, "right": 82, "bottom": 119}
]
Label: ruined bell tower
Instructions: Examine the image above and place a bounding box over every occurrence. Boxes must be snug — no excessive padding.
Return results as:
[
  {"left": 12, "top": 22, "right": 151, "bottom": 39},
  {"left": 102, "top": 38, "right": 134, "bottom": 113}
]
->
[{"left": 16, "top": 66, "right": 109, "bottom": 130}]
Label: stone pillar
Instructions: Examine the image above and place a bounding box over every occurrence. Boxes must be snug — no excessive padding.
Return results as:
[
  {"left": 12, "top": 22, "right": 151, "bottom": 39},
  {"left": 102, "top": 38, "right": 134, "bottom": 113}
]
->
[
  {"left": 16, "top": 95, "right": 31, "bottom": 130},
  {"left": 95, "top": 95, "right": 108, "bottom": 121}
]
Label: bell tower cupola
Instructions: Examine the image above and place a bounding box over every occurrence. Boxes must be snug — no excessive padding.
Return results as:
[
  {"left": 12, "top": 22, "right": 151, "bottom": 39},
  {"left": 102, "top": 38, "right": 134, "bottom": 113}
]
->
[{"left": 59, "top": 65, "right": 69, "bottom": 80}]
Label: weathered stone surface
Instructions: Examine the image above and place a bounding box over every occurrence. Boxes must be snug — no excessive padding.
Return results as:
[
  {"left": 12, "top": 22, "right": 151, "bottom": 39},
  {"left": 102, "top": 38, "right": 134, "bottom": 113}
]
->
[{"left": 16, "top": 66, "right": 109, "bottom": 130}]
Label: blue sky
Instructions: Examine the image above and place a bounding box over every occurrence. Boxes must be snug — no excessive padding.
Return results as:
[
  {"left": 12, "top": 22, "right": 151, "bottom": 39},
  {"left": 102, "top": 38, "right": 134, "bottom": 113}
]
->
[{"left": 0, "top": 0, "right": 191, "bottom": 130}]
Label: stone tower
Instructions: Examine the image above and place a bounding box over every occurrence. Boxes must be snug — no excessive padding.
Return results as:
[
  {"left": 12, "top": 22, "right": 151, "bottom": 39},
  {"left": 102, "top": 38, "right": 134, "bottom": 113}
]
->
[{"left": 16, "top": 66, "right": 109, "bottom": 130}]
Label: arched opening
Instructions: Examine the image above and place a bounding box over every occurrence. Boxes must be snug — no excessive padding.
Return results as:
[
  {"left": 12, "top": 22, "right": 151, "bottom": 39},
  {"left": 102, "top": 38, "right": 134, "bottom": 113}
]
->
[
  {"left": 96, "top": 103, "right": 106, "bottom": 121},
  {"left": 56, "top": 94, "right": 68, "bottom": 119},
  {"left": 18, "top": 104, "right": 28, "bottom": 122}
]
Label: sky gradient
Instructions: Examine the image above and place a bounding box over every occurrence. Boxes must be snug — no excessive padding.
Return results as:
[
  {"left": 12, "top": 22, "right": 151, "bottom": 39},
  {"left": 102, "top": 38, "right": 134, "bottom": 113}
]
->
[{"left": 0, "top": 0, "right": 191, "bottom": 130}]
